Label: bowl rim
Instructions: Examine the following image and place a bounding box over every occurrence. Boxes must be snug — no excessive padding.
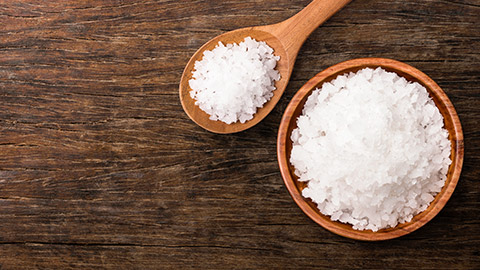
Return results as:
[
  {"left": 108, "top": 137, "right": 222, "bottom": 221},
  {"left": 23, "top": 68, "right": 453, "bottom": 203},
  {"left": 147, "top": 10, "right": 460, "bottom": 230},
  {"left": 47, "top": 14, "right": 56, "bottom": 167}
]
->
[{"left": 277, "top": 57, "right": 464, "bottom": 241}]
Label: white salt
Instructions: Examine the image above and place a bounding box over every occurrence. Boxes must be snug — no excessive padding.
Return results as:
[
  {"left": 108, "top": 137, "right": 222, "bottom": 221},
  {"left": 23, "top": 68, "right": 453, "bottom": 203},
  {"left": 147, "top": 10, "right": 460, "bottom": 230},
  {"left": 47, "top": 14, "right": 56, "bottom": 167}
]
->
[
  {"left": 290, "top": 67, "right": 452, "bottom": 232},
  {"left": 189, "top": 37, "right": 280, "bottom": 124}
]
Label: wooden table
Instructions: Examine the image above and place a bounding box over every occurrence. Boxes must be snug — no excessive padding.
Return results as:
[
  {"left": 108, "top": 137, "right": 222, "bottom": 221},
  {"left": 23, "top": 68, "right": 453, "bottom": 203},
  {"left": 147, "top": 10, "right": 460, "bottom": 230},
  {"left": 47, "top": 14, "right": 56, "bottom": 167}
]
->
[{"left": 1, "top": 0, "right": 479, "bottom": 268}]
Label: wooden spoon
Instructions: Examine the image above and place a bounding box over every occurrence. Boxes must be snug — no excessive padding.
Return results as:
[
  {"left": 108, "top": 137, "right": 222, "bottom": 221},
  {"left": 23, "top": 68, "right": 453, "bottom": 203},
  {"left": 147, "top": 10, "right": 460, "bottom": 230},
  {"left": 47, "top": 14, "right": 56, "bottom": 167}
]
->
[{"left": 179, "top": 0, "right": 352, "bottom": 134}]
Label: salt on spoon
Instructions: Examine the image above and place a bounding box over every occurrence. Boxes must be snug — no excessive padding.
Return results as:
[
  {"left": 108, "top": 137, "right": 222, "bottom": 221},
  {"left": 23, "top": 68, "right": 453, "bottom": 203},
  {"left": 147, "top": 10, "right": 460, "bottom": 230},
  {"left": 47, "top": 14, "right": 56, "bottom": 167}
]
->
[
  {"left": 179, "top": 0, "right": 352, "bottom": 134},
  {"left": 189, "top": 37, "right": 281, "bottom": 125}
]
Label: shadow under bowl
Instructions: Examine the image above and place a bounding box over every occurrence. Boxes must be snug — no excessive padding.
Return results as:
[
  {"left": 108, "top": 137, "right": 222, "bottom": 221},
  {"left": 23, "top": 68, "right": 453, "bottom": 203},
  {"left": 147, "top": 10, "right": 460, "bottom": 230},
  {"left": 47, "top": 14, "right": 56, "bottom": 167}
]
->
[{"left": 277, "top": 58, "right": 464, "bottom": 241}]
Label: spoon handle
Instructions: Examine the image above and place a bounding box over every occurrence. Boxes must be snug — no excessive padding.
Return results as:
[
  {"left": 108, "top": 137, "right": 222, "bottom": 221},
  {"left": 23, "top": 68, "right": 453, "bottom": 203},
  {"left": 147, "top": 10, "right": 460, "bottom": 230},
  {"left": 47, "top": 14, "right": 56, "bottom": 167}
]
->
[{"left": 264, "top": 0, "right": 351, "bottom": 56}]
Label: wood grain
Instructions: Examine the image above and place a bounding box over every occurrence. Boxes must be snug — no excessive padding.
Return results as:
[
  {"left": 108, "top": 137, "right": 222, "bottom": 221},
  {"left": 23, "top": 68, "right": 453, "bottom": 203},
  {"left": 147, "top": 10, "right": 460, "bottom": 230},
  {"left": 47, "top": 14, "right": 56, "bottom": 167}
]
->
[{"left": 0, "top": 0, "right": 479, "bottom": 269}]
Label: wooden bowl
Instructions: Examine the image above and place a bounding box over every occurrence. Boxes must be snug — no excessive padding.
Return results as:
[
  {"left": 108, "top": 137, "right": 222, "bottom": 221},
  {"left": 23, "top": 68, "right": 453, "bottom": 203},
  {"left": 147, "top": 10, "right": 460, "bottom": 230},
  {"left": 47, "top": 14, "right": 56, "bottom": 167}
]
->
[{"left": 277, "top": 58, "right": 464, "bottom": 241}]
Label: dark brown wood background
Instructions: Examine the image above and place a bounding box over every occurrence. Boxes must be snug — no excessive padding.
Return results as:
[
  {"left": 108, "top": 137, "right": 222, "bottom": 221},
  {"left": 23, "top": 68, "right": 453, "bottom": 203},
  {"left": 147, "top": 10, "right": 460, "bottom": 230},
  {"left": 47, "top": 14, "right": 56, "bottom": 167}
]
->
[{"left": 0, "top": 0, "right": 479, "bottom": 269}]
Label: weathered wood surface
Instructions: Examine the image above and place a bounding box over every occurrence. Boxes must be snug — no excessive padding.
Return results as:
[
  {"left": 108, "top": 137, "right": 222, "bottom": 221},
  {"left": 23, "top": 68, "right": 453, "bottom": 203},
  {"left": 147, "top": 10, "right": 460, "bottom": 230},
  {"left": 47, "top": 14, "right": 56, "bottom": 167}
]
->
[{"left": 0, "top": 0, "right": 478, "bottom": 269}]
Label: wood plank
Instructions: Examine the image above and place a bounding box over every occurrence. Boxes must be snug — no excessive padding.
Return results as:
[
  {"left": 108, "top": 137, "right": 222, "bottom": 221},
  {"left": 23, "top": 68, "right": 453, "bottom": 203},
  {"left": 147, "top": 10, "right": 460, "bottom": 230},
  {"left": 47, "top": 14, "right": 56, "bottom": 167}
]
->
[{"left": 0, "top": 0, "right": 479, "bottom": 268}]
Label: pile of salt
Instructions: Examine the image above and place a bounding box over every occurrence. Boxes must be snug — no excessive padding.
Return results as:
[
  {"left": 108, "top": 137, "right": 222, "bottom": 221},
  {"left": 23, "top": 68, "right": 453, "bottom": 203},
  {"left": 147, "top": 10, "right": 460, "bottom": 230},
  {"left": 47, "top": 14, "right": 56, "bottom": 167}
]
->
[
  {"left": 290, "top": 67, "right": 452, "bottom": 231},
  {"left": 189, "top": 37, "right": 280, "bottom": 124}
]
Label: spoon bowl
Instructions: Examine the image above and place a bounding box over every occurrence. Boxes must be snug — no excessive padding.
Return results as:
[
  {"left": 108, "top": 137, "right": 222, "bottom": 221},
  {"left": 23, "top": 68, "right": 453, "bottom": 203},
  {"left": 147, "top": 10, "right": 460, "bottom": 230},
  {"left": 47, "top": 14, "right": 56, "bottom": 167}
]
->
[
  {"left": 179, "top": 28, "right": 290, "bottom": 134},
  {"left": 180, "top": 0, "right": 351, "bottom": 133},
  {"left": 277, "top": 58, "right": 464, "bottom": 241}
]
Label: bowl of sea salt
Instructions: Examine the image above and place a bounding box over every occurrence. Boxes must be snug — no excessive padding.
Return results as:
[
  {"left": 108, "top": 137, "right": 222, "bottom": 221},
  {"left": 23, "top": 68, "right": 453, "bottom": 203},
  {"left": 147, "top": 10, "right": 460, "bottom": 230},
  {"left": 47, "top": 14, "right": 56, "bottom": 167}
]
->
[{"left": 277, "top": 58, "right": 464, "bottom": 241}]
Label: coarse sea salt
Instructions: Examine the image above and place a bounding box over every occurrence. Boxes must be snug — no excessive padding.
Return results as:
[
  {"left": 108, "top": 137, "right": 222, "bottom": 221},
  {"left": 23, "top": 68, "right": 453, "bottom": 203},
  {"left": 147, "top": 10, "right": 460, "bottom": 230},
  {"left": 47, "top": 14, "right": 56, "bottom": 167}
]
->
[
  {"left": 189, "top": 37, "right": 280, "bottom": 124},
  {"left": 289, "top": 67, "right": 452, "bottom": 232}
]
